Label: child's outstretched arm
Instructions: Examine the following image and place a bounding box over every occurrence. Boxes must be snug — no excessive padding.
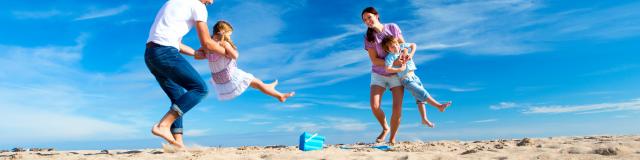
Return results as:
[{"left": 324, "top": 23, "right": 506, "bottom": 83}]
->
[{"left": 179, "top": 43, "right": 196, "bottom": 56}]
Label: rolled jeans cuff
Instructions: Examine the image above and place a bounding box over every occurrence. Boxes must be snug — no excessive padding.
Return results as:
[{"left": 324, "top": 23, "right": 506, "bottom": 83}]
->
[
  {"left": 171, "top": 104, "right": 184, "bottom": 116},
  {"left": 171, "top": 128, "right": 183, "bottom": 134}
]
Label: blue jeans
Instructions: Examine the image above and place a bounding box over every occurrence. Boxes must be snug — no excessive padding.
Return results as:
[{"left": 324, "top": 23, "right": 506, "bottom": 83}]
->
[
  {"left": 401, "top": 74, "right": 431, "bottom": 104},
  {"left": 144, "top": 43, "right": 208, "bottom": 134}
]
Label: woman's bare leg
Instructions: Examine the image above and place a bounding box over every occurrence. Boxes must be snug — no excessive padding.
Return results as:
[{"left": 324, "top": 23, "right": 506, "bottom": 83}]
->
[
  {"left": 388, "top": 86, "right": 404, "bottom": 145},
  {"left": 370, "top": 85, "right": 389, "bottom": 143},
  {"left": 250, "top": 79, "right": 294, "bottom": 102}
]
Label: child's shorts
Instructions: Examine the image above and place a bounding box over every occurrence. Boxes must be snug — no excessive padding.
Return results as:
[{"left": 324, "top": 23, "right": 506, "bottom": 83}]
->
[
  {"left": 401, "top": 74, "right": 431, "bottom": 104},
  {"left": 371, "top": 73, "right": 402, "bottom": 89}
]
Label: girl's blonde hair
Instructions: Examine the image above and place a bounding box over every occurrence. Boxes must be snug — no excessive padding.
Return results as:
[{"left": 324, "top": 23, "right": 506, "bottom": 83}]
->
[
  {"left": 212, "top": 20, "right": 237, "bottom": 49},
  {"left": 381, "top": 35, "right": 398, "bottom": 53}
]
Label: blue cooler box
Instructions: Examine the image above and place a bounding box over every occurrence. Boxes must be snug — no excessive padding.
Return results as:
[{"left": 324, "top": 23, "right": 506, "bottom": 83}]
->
[{"left": 299, "top": 132, "right": 325, "bottom": 151}]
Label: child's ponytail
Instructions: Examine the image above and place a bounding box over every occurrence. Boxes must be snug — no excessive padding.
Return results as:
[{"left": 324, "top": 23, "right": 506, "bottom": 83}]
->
[{"left": 213, "top": 20, "right": 237, "bottom": 49}]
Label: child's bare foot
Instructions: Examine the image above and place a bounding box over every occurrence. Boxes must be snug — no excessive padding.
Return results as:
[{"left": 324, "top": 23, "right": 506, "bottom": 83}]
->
[
  {"left": 266, "top": 80, "right": 278, "bottom": 90},
  {"left": 278, "top": 92, "right": 295, "bottom": 103},
  {"left": 422, "top": 119, "right": 435, "bottom": 128},
  {"left": 437, "top": 101, "right": 452, "bottom": 112},
  {"left": 375, "top": 128, "right": 390, "bottom": 143},
  {"left": 151, "top": 124, "right": 181, "bottom": 148}
]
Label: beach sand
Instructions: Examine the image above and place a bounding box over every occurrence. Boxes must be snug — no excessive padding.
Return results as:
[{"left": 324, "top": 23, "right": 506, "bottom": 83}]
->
[{"left": 2, "top": 135, "right": 639, "bottom": 160}]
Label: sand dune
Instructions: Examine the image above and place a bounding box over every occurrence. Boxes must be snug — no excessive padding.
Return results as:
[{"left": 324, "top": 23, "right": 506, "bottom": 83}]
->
[{"left": 2, "top": 135, "right": 639, "bottom": 160}]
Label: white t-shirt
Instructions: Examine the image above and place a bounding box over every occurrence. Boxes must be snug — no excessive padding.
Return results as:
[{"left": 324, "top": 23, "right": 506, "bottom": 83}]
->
[{"left": 147, "top": 0, "right": 208, "bottom": 50}]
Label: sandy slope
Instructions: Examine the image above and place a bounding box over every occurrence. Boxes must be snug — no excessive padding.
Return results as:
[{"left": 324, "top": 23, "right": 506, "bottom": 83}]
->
[{"left": 2, "top": 135, "right": 639, "bottom": 160}]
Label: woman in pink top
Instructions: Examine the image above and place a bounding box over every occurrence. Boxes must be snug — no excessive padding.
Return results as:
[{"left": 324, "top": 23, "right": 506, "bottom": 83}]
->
[{"left": 362, "top": 7, "right": 410, "bottom": 144}]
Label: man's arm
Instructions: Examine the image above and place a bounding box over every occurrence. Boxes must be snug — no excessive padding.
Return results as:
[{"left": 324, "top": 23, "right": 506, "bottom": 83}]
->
[{"left": 195, "top": 21, "right": 227, "bottom": 55}]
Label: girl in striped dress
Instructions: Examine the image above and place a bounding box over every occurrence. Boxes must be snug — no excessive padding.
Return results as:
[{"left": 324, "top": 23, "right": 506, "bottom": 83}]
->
[{"left": 193, "top": 21, "right": 295, "bottom": 102}]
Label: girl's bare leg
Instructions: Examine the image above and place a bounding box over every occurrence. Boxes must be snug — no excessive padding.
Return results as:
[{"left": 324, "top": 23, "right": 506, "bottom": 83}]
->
[{"left": 250, "top": 79, "right": 294, "bottom": 102}]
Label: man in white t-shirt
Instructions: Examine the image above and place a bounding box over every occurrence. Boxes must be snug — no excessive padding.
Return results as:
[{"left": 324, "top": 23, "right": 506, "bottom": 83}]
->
[{"left": 145, "top": 0, "right": 232, "bottom": 149}]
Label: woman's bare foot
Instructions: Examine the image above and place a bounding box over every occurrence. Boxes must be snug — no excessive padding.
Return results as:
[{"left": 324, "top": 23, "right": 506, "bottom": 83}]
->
[
  {"left": 151, "top": 124, "right": 181, "bottom": 148},
  {"left": 278, "top": 92, "right": 295, "bottom": 103},
  {"left": 437, "top": 101, "right": 452, "bottom": 112},
  {"left": 375, "top": 128, "right": 390, "bottom": 143},
  {"left": 388, "top": 139, "right": 396, "bottom": 145},
  {"left": 422, "top": 119, "right": 435, "bottom": 128}
]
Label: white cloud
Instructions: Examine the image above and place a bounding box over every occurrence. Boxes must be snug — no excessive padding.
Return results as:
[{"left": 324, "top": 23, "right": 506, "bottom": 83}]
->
[
  {"left": 471, "top": 119, "right": 498, "bottom": 123},
  {"left": 490, "top": 102, "right": 517, "bottom": 110},
  {"left": 0, "top": 35, "right": 167, "bottom": 144},
  {"left": 406, "top": 0, "right": 640, "bottom": 55},
  {"left": 523, "top": 98, "right": 640, "bottom": 114},
  {"left": 75, "top": 5, "right": 129, "bottom": 21},
  {"left": 427, "top": 83, "right": 482, "bottom": 92},
  {"left": 272, "top": 122, "right": 326, "bottom": 132},
  {"left": 224, "top": 114, "right": 275, "bottom": 122},
  {"left": 323, "top": 117, "right": 370, "bottom": 131},
  {"left": 12, "top": 10, "right": 69, "bottom": 19},
  {"left": 184, "top": 129, "right": 210, "bottom": 137}
]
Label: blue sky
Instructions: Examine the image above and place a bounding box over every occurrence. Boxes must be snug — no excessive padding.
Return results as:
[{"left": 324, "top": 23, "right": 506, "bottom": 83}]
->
[{"left": 1, "top": 0, "right": 640, "bottom": 150}]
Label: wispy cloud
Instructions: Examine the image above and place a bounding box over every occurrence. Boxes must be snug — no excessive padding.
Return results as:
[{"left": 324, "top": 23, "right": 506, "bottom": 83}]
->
[
  {"left": 427, "top": 83, "right": 482, "bottom": 92},
  {"left": 323, "top": 117, "right": 371, "bottom": 132},
  {"left": 0, "top": 36, "right": 155, "bottom": 144},
  {"left": 581, "top": 65, "right": 639, "bottom": 77},
  {"left": 224, "top": 114, "right": 275, "bottom": 122},
  {"left": 490, "top": 102, "right": 517, "bottom": 110},
  {"left": 406, "top": 0, "right": 640, "bottom": 55},
  {"left": 184, "top": 129, "right": 210, "bottom": 137},
  {"left": 271, "top": 122, "right": 326, "bottom": 132},
  {"left": 74, "top": 5, "right": 129, "bottom": 21},
  {"left": 12, "top": 10, "right": 69, "bottom": 19},
  {"left": 471, "top": 119, "right": 498, "bottom": 123},
  {"left": 523, "top": 98, "right": 640, "bottom": 114}
]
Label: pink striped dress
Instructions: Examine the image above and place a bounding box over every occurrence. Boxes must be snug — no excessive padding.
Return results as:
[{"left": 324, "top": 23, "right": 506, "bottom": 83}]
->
[{"left": 196, "top": 49, "right": 255, "bottom": 100}]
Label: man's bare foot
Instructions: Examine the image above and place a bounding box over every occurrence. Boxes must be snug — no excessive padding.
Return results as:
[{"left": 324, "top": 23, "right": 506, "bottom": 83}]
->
[
  {"left": 375, "top": 128, "right": 390, "bottom": 143},
  {"left": 437, "top": 101, "right": 452, "bottom": 112},
  {"left": 278, "top": 92, "right": 295, "bottom": 103},
  {"left": 151, "top": 124, "right": 181, "bottom": 147},
  {"left": 162, "top": 143, "right": 186, "bottom": 153},
  {"left": 422, "top": 119, "right": 435, "bottom": 128}
]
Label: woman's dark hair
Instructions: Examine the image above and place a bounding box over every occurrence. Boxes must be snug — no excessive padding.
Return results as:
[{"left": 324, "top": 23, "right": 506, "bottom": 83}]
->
[{"left": 362, "top": 7, "right": 380, "bottom": 43}]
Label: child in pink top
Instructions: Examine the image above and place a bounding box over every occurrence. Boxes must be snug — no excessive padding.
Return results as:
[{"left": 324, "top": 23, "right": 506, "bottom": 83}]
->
[{"left": 192, "top": 21, "right": 294, "bottom": 102}]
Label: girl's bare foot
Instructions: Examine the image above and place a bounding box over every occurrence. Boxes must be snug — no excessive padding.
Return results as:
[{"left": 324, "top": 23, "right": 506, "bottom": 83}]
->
[
  {"left": 266, "top": 80, "right": 278, "bottom": 89},
  {"left": 151, "top": 124, "right": 181, "bottom": 147},
  {"left": 437, "top": 101, "right": 452, "bottom": 112},
  {"left": 422, "top": 119, "right": 435, "bottom": 128},
  {"left": 375, "top": 128, "right": 390, "bottom": 143},
  {"left": 278, "top": 92, "right": 295, "bottom": 103}
]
